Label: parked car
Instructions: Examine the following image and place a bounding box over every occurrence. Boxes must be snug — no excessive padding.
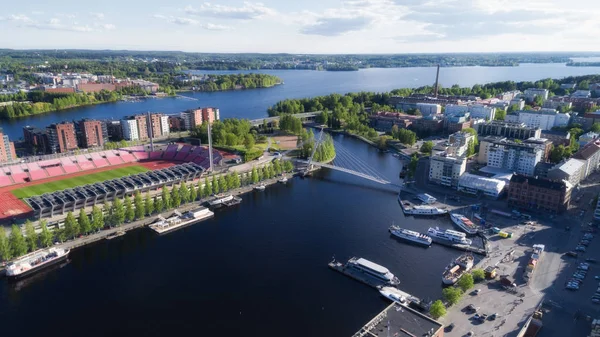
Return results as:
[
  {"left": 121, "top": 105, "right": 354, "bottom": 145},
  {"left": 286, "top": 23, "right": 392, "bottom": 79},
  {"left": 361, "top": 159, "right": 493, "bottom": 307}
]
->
[
  {"left": 576, "top": 246, "right": 587, "bottom": 252},
  {"left": 587, "top": 258, "right": 598, "bottom": 263},
  {"left": 444, "top": 323, "right": 455, "bottom": 332}
]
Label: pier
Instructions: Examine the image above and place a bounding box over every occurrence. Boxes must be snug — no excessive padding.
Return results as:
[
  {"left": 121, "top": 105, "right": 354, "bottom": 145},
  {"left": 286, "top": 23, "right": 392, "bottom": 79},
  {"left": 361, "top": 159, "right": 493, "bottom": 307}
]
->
[{"left": 431, "top": 237, "right": 488, "bottom": 256}]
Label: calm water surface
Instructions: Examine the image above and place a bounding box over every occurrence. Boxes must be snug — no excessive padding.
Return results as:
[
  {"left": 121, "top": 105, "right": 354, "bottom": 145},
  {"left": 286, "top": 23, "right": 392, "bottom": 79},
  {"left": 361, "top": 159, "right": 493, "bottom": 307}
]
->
[
  {"left": 0, "top": 135, "right": 465, "bottom": 337},
  {"left": 3, "top": 63, "right": 600, "bottom": 139}
]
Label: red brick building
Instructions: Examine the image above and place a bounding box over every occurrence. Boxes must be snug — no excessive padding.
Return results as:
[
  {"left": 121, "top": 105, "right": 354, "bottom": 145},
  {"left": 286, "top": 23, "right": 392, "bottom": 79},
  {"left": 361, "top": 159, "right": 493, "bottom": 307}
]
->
[
  {"left": 0, "top": 128, "right": 17, "bottom": 163},
  {"left": 508, "top": 174, "right": 571, "bottom": 214},
  {"left": 135, "top": 115, "right": 149, "bottom": 141},
  {"left": 43, "top": 87, "right": 76, "bottom": 94},
  {"left": 77, "top": 83, "right": 116, "bottom": 93},
  {"left": 77, "top": 119, "right": 106, "bottom": 148},
  {"left": 47, "top": 122, "right": 78, "bottom": 153}
]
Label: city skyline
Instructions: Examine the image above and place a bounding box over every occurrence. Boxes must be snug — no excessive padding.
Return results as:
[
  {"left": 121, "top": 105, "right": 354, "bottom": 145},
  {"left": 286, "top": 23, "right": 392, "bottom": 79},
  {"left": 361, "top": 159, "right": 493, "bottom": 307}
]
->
[{"left": 1, "top": 0, "right": 599, "bottom": 54}]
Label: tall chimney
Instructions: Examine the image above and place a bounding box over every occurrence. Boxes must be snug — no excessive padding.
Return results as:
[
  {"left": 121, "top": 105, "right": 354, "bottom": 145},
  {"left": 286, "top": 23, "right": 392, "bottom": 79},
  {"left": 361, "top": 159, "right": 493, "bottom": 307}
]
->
[{"left": 434, "top": 64, "right": 440, "bottom": 98}]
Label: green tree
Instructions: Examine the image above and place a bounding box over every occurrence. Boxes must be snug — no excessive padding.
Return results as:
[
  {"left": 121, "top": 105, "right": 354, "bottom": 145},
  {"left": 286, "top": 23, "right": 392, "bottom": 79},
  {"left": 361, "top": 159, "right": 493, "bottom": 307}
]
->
[
  {"left": 0, "top": 227, "right": 12, "bottom": 261},
  {"left": 145, "top": 192, "right": 154, "bottom": 215},
  {"left": 457, "top": 273, "right": 475, "bottom": 292},
  {"left": 442, "top": 287, "right": 463, "bottom": 306},
  {"left": 92, "top": 205, "right": 104, "bottom": 231},
  {"left": 134, "top": 191, "right": 144, "bottom": 219},
  {"left": 55, "top": 228, "right": 66, "bottom": 243},
  {"left": 162, "top": 188, "right": 171, "bottom": 209},
  {"left": 408, "top": 154, "right": 418, "bottom": 178},
  {"left": 64, "top": 211, "right": 79, "bottom": 239},
  {"left": 244, "top": 134, "right": 256, "bottom": 150},
  {"left": 24, "top": 220, "right": 38, "bottom": 252},
  {"left": 112, "top": 198, "right": 125, "bottom": 226},
  {"left": 155, "top": 197, "right": 164, "bottom": 213},
  {"left": 212, "top": 175, "right": 219, "bottom": 194},
  {"left": 171, "top": 185, "right": 181, "bottom": 208},
  {"left": 124, "top": 195, "right": 135, "bottom": 223},
  {"left": 378, "top": 136, "right": 387, "bottom": 150},
  {"left": 495, "top": 109, "right": 507, "bottom": 120},
  {"left": 591, "top": 123, "right": 600, "bottom": 133},
  {"left": 466, "top": 140, "right": 475, "bottom": 157},
  {"left": 39, "top": 220, "right": 53, "bottom": 248},
  {"left": 429, "top": 300, "right": 446, "bottom": 319},
  {"left": 203, "top": 177, "right": 212, "bottom": 197},
  {"left": 283, "top": 160, "right": 294, "bottom": 172},
  {"left": 420, "top": 141, "right": 434, "bottom": 154},
  {"left": 251, "top": 167, "right": 259, "bottom": 183},
  {"left": 218, "top": 175, "right": 227, "bottom": 193},
  {"left": 78, "top": 208, "right": 91, "bottom": 235},
  {"left": 273, "top": 160, "right": 282, "bottom": 175},
  {"left": 190, "top": 183, "right": 198, "bottom": 201},
  {"left": 179, "top": 182, "right": 190, "bottom": 204},
  {"left": 550, "top": 145, "right": 566, "bottom": 163},
  {"left": 471, "top": 269, "right": 485, "bottom": 282}
]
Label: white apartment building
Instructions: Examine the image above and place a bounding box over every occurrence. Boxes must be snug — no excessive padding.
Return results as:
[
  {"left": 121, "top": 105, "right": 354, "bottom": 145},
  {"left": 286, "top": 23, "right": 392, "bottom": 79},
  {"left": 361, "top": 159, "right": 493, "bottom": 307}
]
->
[
  {"left": 444, "top": 104, "right": 469, "bottom": 116},
  {"left": 508, "top": 110, "right": 570, "bottom": 130},
  {"left": 509, "top": 99, "right": 525, "bottom": 110},
  {"left": 469, "top": 104, "right": 496, "bottom": 120},
  {"left": 121, "top": 119, "right": 139, "bottom": 141},
  {"left": 429, "top": 154, "right": 466, "bottom": 187},
  {"left": 160, "top": 115, "right": 170, "bottom": 136},
  {"left": 416, "top": 103, "right": 442, "bottom": 116},
  {"left": 547, "top": 158, "right": 585, "bottom": 187},
  {"left": 524, "top": 88, "right": 549, "bottom": 102},
  {"left": 487, "top": 142, "right": 543, "bottom": 176}
]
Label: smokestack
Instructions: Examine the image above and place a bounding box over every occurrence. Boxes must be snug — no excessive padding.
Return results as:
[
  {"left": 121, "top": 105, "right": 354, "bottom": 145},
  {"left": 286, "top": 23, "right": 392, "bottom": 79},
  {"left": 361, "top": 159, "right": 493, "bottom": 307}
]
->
[{"left": 434, "top": 64, "right": 440, "bottom": 98}]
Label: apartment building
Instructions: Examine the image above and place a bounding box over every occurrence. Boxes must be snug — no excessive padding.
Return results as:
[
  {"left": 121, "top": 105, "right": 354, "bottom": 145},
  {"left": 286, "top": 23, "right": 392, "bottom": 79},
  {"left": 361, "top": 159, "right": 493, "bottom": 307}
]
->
[
  {"left": 572, "top": 141, "right": 600, "bottom": 179},
  {"left": 547, "top": 158, "right": 586, "bottom": 187},
  {"left": 76, "top": 119, "right": 107, "bottom": 148},
  {"left": 523, "top": 88, "right": 549, "bottom": 102},
  {"left": 0, "top": 128, "right": 17, "bottom": 163},
  {"left": 121, "top": 118, "right": 140, "bottom": 141},
  {"left": 508, "top": 109, "right": 570, "bottom": 130},
  {"left": 47, "top": 122, "right": 78, "bottom": 153},
  {"left": 508, "top": 174, "right": 571, "bottom": 214},
  {"left": 487, "top": 140, "right": 543, "bottom": 176},
  {"left": 415, "top": 103, "right": 442, "bottom": 116},
  {"left": 23, "top": 126, "right": 50, "bottom": 154},
  {"left": 429, "top": 154, "right": 466, "bottom": 187},
  {"left": 476, "top": 121, "right": 541, "bottom": 140}
]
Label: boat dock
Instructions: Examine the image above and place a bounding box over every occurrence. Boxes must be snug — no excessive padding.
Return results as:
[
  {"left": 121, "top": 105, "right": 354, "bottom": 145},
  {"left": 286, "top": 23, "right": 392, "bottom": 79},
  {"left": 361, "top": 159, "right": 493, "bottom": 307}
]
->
[
  {"left": 430, "top": 236, "right": 488, "bottom": 256},
  {"left": 222, "top": 196, "right": 242, "bottom": 207},
  {"left": 149, "top": 208, "right": 214, "bottom": 234},
  {"left": 328, "top": 259, "right": 390, "bottom": 289}
]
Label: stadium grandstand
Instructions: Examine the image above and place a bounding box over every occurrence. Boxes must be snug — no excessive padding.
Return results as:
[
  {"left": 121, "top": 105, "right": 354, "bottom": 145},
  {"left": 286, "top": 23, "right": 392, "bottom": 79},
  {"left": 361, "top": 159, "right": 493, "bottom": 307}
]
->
[
  {"left": 26, "top": 162, "right": 204, "bottom": 219},
  {"left": 0, "top": 145, "right": 224, "bottom": 188}
]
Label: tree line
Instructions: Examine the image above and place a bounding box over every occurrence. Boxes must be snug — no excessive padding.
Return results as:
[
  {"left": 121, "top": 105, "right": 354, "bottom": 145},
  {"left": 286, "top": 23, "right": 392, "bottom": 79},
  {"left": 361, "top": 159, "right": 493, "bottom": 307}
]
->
[
  {"left": 0, "top": 163, "right": 294, "bottom": 262},
  {"left": 174, "top": 74, "right": 282, "bottom": 91}
]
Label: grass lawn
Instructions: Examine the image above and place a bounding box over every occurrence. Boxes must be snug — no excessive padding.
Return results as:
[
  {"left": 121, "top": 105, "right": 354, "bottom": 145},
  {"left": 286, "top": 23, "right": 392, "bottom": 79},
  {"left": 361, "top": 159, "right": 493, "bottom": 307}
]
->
[{"left": 12, "top": 166, "right": 149, "bottom": 199}]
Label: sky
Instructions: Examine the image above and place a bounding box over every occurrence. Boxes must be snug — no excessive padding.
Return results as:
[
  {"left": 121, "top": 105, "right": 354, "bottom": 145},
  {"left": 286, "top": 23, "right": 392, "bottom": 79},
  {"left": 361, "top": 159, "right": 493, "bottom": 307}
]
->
[{"left": 1, "top": 0, "right": 599, "bottom": 54}]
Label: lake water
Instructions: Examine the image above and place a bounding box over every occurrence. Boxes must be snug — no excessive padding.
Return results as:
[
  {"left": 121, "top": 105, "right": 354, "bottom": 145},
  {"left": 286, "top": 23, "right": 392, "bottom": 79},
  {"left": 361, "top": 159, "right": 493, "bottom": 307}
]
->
[
  {"left": 0, "top": 134, "right": 465, "bottom": 337},
  {"left": 3, "top": 63, "right": 600, "bottom": 140}
]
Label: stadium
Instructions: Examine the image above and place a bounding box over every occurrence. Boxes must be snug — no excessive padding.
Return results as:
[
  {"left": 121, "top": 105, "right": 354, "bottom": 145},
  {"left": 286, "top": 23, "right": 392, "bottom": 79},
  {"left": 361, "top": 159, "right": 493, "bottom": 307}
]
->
[{"left": 0, "top": 144, "right": 227, "bottom": 222}]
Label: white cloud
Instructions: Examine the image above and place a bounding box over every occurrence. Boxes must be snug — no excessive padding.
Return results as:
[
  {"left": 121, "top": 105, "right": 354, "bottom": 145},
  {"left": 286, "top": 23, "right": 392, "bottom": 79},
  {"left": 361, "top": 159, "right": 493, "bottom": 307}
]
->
[
  {"left": 90, "top": 12, "right": 105, "bottom": 19},
  {"left": 153, "top": 14, "right": 231, "bottom": 30},
  {"left": 185, "top": 2, "right": 276, "bottom": 20},
  {"left": 1, "top": 13, "right": 116, "bottom": 33}
]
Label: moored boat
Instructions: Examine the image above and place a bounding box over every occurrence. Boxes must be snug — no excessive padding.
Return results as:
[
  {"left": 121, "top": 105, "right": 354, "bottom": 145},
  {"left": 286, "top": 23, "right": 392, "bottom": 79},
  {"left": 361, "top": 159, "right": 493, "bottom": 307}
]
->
[
  {"left": 278, "top": 176, "right": 288, "bottom": 183},
  {"left": 208, "top": 195, "right": 234, "bottom": 207},
  {"left": 442, "top": 254, "right": 475, "bottom": 285},
  {"left": 427, "top": 227, "right": 473, "bottom": 245},
  {"left": 389, "top": 225, "right": 432, "bottom": 246},
  {"left": 6, "top": 248, "right": 70, "bottom": 278},
  {"left": 450, "top": 213, "right": 479, "bottom": 235},
  {"left": 254, "top": 184, "right": 266, "bottom": 191},
  {"left": 347, "top": 257, "right": 400, "bottom": 286},
  {"left": 149, "top": 207, "right": 214, "bottom": 234}
]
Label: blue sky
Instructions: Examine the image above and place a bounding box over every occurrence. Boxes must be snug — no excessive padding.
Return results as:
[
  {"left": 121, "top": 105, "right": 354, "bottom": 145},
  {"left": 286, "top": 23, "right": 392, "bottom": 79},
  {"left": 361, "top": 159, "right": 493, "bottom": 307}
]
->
[{"left": 1, "top": 0, "right": 598, "bottom": 53}]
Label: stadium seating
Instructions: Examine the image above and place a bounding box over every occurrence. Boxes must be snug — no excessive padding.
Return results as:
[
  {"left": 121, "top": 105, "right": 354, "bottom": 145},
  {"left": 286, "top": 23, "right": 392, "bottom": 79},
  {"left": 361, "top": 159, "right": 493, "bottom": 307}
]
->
[
  {"left": 133, "top": 151, "right": 150, "bottom": 160},
  {"left": 149, "top": 151, "right": 163, "bottom": 160},
  {"left": 117, "top": 151, "right": 137, "bottom": 163},
  {"left": 174, "top": 145, "right": 193, "bottom": 161},
  {"left": 162, "top": 144, "right": 180, "bottom": 160},
  {"left": 76, "top": 155, "right": 96, "bottom": 170},
  {"left": 104, "top": 151, "right": 124, "bottom": 165},
  {"left": 9, "top": 165, "right": 29, "bottom": 184},
  {"left": 60, "top": 158, "right": 80, "bottom": 174},
  {"left": 0, "top": 174, "right": 13, "bottom": 187},
  {"left": 91, "top": 153, "right": 109, "bottom": 168},
  {"left": 27, "top": 163, "right": 49, "bottom": 181}
]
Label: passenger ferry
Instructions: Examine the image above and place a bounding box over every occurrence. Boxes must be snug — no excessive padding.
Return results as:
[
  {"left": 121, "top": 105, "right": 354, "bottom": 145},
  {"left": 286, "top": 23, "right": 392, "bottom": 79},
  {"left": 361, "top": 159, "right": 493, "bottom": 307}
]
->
[
  {"left": 442, "top": 254, "right": 475, "bottom": 285},
  {"left": 347, "top": 257, "right": 400, "bottom": 286},
  {"left": 208, "top": 195, "right": 234, "bottom": 207},
  {"left": 6, "top": 248, "right": 70, "bottom": 278},
  {"left": 403, "top": 205, "right": 447, "bottom": 216},
  {"left": 450, "top": 213, "right": 479, "bottom": 235},
  {"left": 149, "top": 208, "right": 214, "bottom": 234},
  {"left": 389, "top": 225, "right": 432, "bottom": 246},
  {"left": 427, "top": 227, "right": 473, "bottom": 245}
]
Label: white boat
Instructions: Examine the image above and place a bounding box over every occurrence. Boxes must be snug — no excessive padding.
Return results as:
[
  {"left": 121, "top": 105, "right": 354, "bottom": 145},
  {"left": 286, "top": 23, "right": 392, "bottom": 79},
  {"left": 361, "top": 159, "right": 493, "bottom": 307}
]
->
[
  {"left": 6, "top": 248, "right": 70, "bottom": 278},
  {"left": 347, "top": 257, "right": 400, "bottom": 286},
  {"left": 254, "top": 184, "right": 266, "bottom": 191},
  {"left": 389, "top": 225, "right": 432, "bottom": 246},
  {"left": 403, "top": 205, "right": 447, "bottom": 215},
  {"left": 149, "top": 208, "right": 214, "bottom": 234},
  {"left": 427, "top": 227, "right": 473, "bottom": 245},
  {"left": 278, "top": 176, "right": 288, "bottom": 183},
  {"left": 442, "top": 254, "right": 475, "bottom": 285},
  {"left": 379, "top": 286, "right": 421, "bottom": 305},
  {"left": 450, "top": 213, "right": 479, "bottom": 235},
  {"left": 208, "top": 195, "right": 234, "bottom": 207}
]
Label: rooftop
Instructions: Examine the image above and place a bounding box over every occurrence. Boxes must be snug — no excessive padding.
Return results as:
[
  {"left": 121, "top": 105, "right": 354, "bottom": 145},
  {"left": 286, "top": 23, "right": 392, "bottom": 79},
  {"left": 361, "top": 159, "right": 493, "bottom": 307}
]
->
[
  {"left": 552, "top": 158, "right": 585, "bottom": 175},
  {"left": 510, "top": 174, "right": 567, "bottom": 191},
  {"left": 353, "top": 303, "right": 442, "bottom": 337},
  {"left": 573, "top": 141, "right": 600, "bottom": 160}
]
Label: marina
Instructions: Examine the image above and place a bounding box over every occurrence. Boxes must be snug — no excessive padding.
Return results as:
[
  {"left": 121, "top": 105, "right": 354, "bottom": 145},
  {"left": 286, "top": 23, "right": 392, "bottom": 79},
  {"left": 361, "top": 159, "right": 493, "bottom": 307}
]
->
[
  {"left": 389, "top": 225, "right": 432, "bottom": 246},
  {"left": 149, "top": 207, "right": 214, "bottom": 234},
  {"left": 328, "top": 257, "right": 400, "bottom": 288},
  {"left": 450, "top": 213, "right": 479, "bottom": 235}
]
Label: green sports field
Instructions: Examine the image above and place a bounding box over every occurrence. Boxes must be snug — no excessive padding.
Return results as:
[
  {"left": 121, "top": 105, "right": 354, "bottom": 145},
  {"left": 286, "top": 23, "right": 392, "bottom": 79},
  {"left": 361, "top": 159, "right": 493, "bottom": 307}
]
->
[{"left": 12, "top": 166, "right": 149, "bottom": 199}]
